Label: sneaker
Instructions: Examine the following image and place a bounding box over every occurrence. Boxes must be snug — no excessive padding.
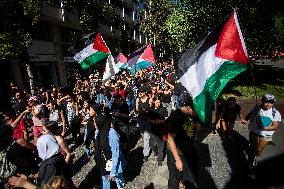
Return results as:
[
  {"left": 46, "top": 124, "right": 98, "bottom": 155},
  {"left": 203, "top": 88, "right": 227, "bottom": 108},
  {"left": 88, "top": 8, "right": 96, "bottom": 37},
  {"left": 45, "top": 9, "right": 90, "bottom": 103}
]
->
[{"left": 143, "top": 156, "right": 148, "bottom": 162}]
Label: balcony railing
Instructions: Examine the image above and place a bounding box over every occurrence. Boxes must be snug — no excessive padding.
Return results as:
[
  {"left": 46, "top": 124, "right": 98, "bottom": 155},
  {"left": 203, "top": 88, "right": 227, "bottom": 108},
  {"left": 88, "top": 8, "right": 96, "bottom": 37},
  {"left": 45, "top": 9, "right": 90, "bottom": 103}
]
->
[{"left": 28, "top": 40, "right": 56, "bottom": 55}]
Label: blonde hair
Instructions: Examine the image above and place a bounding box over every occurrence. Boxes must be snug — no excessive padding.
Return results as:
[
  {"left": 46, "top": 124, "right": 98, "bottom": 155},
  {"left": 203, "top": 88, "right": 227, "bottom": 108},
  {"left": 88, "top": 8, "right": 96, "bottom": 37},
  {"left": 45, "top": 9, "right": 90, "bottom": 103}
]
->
[{"left": 43, "top": 176, "right": 71, "bottom": 189}]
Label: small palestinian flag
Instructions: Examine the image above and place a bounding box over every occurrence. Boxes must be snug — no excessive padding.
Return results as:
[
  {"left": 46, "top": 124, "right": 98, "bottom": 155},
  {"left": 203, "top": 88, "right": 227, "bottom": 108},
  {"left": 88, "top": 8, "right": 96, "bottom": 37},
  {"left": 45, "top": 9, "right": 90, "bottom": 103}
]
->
[
  {"left": 115, "top": 53, "right": 127, "bottom": 70},
  {"left": 127, "top": 44, "right": 156, "bottom": 75},
  {"left": 73, "top": 33, "right": 110, "bottom": 69},
  {"left": 178, "top": 10, "right": 249, "bottom": 124}
]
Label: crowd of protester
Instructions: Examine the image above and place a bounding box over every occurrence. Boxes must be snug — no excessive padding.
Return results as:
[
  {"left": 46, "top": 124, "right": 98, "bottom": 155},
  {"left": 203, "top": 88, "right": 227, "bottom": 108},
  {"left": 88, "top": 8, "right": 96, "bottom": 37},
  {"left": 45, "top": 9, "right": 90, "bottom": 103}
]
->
[
  {"left": 0, "top": 59, "right": 282, "bottom": 189},
  {"left": 0, "top": 60, "right": 185, "bottom": 188}
]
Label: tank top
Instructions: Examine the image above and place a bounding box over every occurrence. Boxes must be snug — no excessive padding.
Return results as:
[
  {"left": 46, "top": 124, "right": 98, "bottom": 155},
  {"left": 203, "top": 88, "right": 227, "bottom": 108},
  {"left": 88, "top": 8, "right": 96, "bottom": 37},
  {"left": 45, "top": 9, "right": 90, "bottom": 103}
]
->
[
  {"left": 138, "top": 97, "right": 150, "bottom": 118},
  {"left": 161, "top": 93, "right": 171, "bottom": 103}
]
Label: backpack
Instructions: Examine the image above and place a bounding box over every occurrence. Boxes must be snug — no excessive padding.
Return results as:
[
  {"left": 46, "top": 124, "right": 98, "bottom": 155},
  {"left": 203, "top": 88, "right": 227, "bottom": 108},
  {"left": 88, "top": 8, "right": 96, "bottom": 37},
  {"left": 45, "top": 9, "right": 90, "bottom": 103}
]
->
[{"left": 0, "top": 142, "right": 17, "bottom": 183}]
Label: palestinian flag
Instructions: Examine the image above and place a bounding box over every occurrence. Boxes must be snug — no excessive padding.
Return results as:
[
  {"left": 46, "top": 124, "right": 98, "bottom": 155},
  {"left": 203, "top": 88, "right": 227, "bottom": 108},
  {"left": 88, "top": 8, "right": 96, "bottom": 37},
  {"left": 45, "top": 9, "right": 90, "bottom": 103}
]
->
[
  {"left": 127, "top": 44, "right": 156, "bottom": 75},
  {"left": 103, "top": 55, "right": 120, "bottom": 82},
  {"left": 73, "top": 32, "right": 110, "bottom": 69},
  {"left": 115, "top": 53, "right": 127, "bottom": 70},
  {"left": 178, "top": 10, "right": 249, "bottom": 124}
]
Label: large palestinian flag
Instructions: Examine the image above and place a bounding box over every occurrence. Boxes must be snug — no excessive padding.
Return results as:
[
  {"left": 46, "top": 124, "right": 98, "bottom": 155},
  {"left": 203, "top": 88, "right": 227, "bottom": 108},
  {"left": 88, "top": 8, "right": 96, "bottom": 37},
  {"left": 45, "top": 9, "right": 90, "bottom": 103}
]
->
[
  {"left": 178, "top": 10, "right": 249, "bottom": 124},
  {"left": 127, "top": 44, "right": 156, "bottom": 75},
  {"left": 73, "top": 33, "right": 111, "bottom": 69}
]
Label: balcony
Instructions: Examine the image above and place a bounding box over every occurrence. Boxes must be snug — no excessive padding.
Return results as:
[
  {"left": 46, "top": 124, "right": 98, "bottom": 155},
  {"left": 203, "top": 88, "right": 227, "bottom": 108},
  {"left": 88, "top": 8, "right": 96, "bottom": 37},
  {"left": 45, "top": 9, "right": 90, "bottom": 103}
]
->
[
  {"left": 41, "top": 5, "right": 62, "bottom": 20},
  {"left": 27, "top": 40, "right": 56, "bottom": 55}
]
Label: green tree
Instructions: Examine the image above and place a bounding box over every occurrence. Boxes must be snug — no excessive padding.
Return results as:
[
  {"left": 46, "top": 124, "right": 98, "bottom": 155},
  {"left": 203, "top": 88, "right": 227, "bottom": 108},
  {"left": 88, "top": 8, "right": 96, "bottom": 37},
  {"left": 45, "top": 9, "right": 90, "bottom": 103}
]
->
[
  {"left": 0, "top": 0, "right": 47, "bottom": 60},
  {"left": 140, "top": 0, "right": 174, "bottom": 56},
  {"left": 142, "top": 0, "right": 284, "bottom": 55}
]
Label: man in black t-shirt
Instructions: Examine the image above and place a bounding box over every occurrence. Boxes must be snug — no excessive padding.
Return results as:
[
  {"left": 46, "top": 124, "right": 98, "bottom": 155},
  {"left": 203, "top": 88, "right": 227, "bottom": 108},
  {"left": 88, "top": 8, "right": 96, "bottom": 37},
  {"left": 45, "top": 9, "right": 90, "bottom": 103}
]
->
[
  {"left": 112, "top": 94, "right": 130, "bottom": 136},
  {"left": 166, "top": 93, "right": 199, "bottom": 189},
  {"left": 12, "top": 91, "right": 27, "bottom": 117},
  {"left": 149, "top": 97, "right": 168, "bottom": 166}
]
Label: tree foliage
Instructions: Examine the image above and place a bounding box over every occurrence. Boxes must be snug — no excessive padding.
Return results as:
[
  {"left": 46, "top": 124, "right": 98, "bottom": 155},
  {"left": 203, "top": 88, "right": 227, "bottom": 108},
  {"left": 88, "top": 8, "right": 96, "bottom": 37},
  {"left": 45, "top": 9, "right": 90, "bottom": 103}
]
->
[
  {"left": 141, "top": 0, "right": 284, "bottom": 56},
  {"left": 0, "top": 0, "right": 46, "bottom": 60}
]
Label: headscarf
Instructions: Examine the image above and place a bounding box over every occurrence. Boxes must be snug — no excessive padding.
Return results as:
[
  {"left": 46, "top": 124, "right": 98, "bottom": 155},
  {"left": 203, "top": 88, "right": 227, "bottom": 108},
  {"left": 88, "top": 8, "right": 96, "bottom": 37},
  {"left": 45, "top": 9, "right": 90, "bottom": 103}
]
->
[{"left": 37, "top": 134, "right": 59, "bottom": 161}]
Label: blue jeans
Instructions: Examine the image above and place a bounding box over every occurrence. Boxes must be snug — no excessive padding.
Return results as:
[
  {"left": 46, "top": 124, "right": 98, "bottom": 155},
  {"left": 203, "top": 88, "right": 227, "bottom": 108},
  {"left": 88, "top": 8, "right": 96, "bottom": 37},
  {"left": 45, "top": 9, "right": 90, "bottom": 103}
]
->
[
  {"left": 97, "top": 94, "right": 104, "bottom": 106},
  {"left": 126, "top": 97, "right": 135, "bottom": 112},
  {"left": 175, "top": 95, "right": 181, "bottom": 109},
  {"left": 101, "top": 173, "right": 125, "bottom": 189}
]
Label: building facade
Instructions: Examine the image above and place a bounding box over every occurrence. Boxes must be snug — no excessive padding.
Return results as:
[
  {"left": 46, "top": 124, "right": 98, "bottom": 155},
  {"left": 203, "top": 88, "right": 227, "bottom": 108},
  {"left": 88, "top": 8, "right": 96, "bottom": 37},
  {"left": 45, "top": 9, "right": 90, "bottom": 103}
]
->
[
  {"left": 4, "top": 0, "right": 149, "bottom": 91},
  {"left": 96, "top": 0, "right": 149, "bottom": 55}
]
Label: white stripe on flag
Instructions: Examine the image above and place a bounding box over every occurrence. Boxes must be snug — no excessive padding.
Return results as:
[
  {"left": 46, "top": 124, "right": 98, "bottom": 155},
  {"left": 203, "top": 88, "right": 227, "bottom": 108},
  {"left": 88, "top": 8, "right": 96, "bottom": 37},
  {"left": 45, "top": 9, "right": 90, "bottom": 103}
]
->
[
  {"left": 73, "top": 44, "right": 96, "bottom": 63},
  {"left": 179, "top": 44, "right": 226, "bottom": 98}
]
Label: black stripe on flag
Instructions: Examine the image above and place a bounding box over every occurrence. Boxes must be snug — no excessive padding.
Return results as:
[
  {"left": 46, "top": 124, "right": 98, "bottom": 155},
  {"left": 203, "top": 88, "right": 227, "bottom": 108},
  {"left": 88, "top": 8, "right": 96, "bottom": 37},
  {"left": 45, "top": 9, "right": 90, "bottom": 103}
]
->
[{"left": 177, "top": 15, "right": 230, "bottom": 79}]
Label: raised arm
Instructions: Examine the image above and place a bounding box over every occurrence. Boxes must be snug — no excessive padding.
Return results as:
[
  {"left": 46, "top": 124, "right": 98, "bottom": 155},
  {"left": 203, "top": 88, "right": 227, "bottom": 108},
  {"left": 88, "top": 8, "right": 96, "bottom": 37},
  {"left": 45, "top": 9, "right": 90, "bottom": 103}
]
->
[{"left": 11, "top": 109, "right": 30, "bottom": 129}]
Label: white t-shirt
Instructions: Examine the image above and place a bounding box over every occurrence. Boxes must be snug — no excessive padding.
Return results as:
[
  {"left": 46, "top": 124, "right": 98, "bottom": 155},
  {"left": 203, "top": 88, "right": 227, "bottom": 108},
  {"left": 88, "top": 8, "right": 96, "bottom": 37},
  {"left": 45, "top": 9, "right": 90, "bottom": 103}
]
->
[{"left": 249, "top": 107, "right": 281, "bottom": 137}]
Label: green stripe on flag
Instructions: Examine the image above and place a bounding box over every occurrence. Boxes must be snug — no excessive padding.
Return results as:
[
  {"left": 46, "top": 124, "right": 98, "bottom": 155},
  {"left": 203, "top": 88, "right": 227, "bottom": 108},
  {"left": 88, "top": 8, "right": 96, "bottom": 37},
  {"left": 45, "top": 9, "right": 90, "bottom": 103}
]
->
[
  {"left": 193, "top": 61, "right": 247, "bottom": 124},
  {"left": 80, "top": 51, "right": 109, "bottom": 70},
  {"left": 129, "top": 61, "right": 153, "bottom": 75}
]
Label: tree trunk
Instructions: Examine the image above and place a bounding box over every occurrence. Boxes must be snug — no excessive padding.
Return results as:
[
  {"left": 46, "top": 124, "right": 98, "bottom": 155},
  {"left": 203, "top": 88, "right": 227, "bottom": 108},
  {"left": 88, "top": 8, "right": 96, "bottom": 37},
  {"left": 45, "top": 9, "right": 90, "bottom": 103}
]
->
[{"left": 25, "top": 61, "right": 36, "bottom": 95}]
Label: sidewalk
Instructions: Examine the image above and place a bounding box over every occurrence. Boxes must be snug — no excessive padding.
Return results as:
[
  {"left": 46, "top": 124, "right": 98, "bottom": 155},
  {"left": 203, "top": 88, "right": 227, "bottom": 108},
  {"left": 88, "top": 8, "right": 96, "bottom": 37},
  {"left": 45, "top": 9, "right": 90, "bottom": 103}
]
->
[{"left": 151, "top": 121, "right": 284, "bottom": 189}]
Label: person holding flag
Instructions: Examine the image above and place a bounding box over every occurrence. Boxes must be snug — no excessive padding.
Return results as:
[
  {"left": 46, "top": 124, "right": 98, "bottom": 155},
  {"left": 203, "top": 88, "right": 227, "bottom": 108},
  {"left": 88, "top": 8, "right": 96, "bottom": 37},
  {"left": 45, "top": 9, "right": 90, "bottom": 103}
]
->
[
  {"left": 166, "top": 93, "right": 199, "bottom": 189},
  {"left": 169, "top": 9, "right": 250, "bottom": 188}
]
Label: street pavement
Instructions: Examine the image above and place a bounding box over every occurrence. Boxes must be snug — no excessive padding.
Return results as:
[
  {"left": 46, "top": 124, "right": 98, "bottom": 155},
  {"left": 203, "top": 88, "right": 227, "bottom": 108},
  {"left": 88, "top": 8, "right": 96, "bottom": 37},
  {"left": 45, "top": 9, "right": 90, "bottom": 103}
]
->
[
  {"left": 70, "top": 58, "right": 284, "bottom": 188},
  {"left": 152, "top": 121, "right": 284, "bottom": 189},
  {"left": 149, "top": 58, "right": 284, "bottom": 189}
]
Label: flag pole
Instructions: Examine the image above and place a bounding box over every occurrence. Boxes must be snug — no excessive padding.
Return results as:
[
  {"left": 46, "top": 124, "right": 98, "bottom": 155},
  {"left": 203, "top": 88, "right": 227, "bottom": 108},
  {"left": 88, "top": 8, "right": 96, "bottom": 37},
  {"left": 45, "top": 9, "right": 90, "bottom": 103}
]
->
[{"left": 235, "top": 8, "right": 258, "bottom": 104}]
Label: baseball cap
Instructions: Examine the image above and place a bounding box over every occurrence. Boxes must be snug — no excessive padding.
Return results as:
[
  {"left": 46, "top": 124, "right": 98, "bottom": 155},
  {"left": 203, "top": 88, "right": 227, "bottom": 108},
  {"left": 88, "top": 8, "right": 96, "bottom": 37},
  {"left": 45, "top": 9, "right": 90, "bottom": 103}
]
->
[{"left": 261, "top": 94, "right": 276, "bottom": 102}]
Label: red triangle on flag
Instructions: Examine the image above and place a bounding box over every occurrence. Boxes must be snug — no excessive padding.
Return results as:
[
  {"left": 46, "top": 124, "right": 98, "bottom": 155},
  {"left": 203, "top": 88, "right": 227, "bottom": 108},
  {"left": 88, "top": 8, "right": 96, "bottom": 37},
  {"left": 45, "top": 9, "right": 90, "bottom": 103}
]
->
[
  {"left": 93, "top": 33, "right": 111, "bottom": 54},
  {"left": 119, "top": 53, "right": 127, "bottom": 64},
  {"left": 140, "top": 44, "right": 156, "bottom": 64},
  {"left": 215, "top": 11, "right": 249, "bottom": 64}
]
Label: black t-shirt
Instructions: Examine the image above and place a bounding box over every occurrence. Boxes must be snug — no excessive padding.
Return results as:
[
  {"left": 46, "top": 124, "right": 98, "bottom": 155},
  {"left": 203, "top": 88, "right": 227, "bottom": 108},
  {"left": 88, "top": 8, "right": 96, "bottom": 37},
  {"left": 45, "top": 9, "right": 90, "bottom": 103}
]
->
[
  {"left": 161, "top": 93, "right": 172, "bottom": 103},
  {"left": 112, "top": 102, "right": 130, "bottom": 124},
  {"left": 149, "top": 107, "right": 168, "bottom": 137},
  {"left": 86, "top": 118, "right": 95, "bottom": 137},
  {"left": 166, "top": 109, "right": 195, "bottom": 154}
]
